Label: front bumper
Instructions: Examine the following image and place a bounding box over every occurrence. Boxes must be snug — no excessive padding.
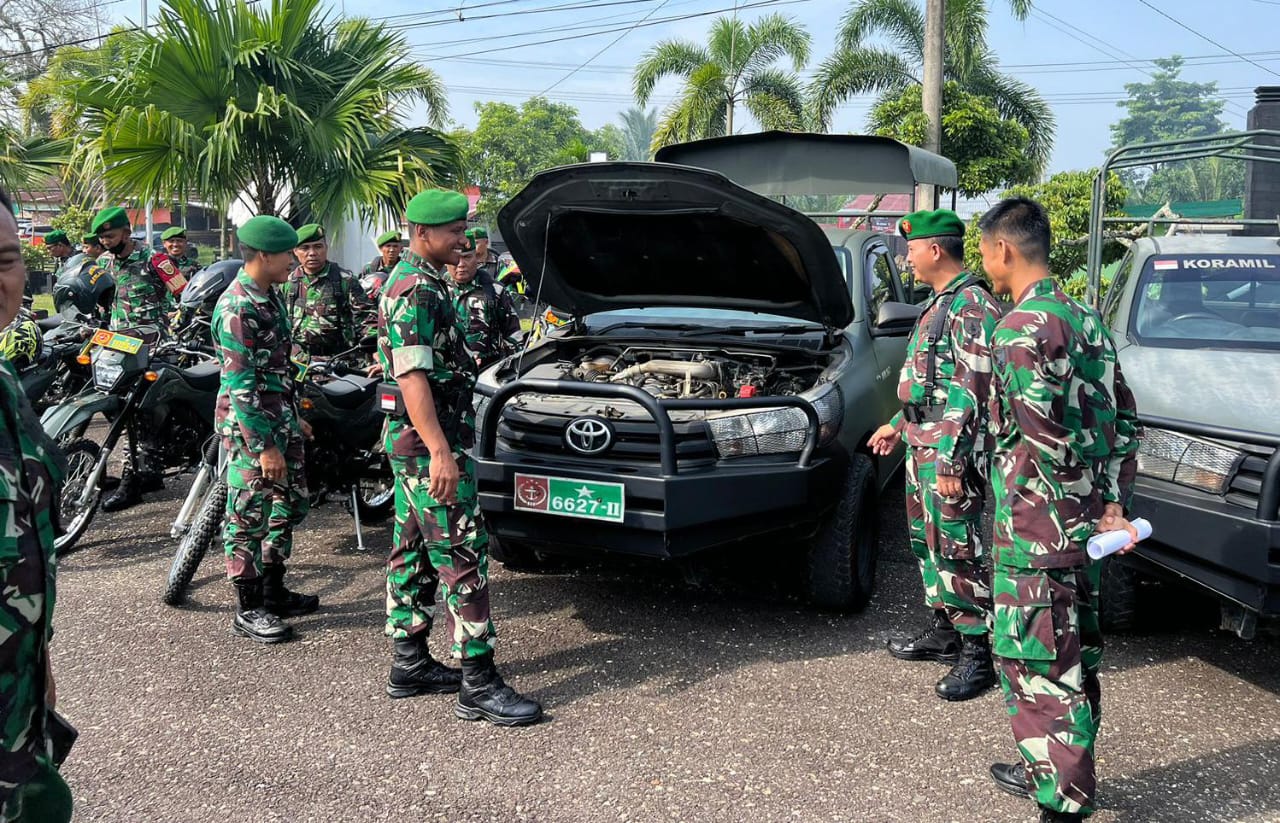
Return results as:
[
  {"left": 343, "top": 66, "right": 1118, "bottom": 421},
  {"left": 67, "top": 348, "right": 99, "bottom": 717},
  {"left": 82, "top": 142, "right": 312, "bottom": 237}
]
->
[{"left": 474, "top": 377, "right": 840, "bottom": 558}]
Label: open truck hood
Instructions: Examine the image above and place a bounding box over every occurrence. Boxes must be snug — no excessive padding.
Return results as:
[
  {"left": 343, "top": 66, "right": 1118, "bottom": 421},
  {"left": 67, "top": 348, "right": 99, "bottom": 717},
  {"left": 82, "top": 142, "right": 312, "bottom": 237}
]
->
[{"left": 496, "top": 161, "right": 853, "bottom": 329}]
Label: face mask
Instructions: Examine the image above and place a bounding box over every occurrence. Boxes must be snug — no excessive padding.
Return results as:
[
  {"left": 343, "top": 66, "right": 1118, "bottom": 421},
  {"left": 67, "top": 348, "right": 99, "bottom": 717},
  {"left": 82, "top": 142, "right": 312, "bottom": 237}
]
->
[{"left": 108, "top": 237, "right": 129, "bottom": 256}]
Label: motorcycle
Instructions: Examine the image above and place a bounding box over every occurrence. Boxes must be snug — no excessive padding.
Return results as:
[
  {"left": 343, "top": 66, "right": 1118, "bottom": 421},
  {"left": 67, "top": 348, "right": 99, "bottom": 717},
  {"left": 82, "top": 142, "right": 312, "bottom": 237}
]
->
[
  {"left": 21, "top": 311, "right": 99, "bottom": 415},
  {"left": 162, "top": 346, "right": 394, "bottom": 606},
  {"left": 42, "top": 325, "right": 220, "bottom": 556}
]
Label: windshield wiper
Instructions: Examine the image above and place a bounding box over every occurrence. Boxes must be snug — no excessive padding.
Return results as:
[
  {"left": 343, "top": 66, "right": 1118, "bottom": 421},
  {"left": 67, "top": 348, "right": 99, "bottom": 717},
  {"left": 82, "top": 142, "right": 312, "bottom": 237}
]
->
[
  {"left": 587, "top": 321, "right": 704, "bottom": 335},
  {"left": 681, "top": 324, "right": 819, "bottom": 337}
]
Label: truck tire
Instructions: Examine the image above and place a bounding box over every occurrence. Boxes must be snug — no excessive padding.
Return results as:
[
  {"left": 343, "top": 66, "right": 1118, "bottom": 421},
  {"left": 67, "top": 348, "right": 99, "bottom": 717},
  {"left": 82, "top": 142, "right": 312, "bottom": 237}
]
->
[
  {"left": 489, "top": 534, "right": 557, "bottom": 573},
  {"left": 163, "top": 479, "right": 227, "bottom": 606},
  {"left": 806, "top": 453, "right": 878, "bottom": 612},
  {"left": 1099, "top": 555, "right": 1140, "bottom": 633}
]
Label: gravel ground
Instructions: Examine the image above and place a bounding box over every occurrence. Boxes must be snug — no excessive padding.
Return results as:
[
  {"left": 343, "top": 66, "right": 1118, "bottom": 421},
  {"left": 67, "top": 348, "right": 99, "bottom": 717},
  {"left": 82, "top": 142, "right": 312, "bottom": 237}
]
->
[{"left": 51, "top": 470, "right": 1280, "bottom": 823}]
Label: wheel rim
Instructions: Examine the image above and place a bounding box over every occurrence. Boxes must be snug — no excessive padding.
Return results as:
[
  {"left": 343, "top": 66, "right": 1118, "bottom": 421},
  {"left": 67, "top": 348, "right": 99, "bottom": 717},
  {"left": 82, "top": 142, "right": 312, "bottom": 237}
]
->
[
  {"left": 57, "top": 448, "right": 99, "bottom": 546},
  {"left": 359, "top": 476, "right": 394, "bottom": 508}
]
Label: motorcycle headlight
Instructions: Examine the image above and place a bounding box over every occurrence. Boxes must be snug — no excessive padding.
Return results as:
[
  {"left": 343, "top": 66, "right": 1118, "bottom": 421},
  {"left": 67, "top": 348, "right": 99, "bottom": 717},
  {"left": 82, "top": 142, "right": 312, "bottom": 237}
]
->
[
  {"left": 1137, "top": 427, "right": 1242, "bottom": 494},
  {"left": 706, "top": 383, "right": 842, "bottom": 458},
  {"left": 92, "top": 350, "right": 125, "bottom": 391}
]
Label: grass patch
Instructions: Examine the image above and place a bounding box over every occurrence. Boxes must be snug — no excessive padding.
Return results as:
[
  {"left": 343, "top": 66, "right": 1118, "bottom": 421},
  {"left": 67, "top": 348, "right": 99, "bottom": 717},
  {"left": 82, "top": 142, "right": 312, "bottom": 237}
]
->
[{"left": 33, "top": 294, "right": 54, "bottom": 315}]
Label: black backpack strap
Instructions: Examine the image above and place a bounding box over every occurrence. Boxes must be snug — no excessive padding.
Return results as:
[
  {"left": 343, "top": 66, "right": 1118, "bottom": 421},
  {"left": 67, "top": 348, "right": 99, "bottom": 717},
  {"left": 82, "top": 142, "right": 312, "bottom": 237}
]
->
[
  {"left": 923, "top": 275, "right": 984, "bottom": 393},
  {"left": 327, "top": 263, "right": 351, "bottom": 341}
]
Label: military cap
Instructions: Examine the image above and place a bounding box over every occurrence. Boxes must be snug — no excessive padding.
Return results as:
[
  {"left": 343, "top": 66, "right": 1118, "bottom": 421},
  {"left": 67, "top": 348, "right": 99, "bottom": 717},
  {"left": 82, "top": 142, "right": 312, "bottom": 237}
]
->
[
  {"left": 375, "top": 230, "right": 402, "bottom": 247},
  {"left": 459, "top": 232, "right": 476, "bottom": 254},
  {"left": 405, "top": 189, "right": 469, "bottom": 226},
  {"left": 468, "top": 226, "right": 488, "bottom": 239},
  {"left": 91, "top": 206, "right": 130, "bottom": 234},
  {"left": 898, "top": 209, "right": 965, "bottom": 241},
  {"left": 296, "top": 223, "right": 325, "bottom": 245},
  {"left": 161, "top": 226, "right": 187, "bottom": 241},
  {"left": 237, "top": 215, "right": 299, "bottom": 253},
  {"left": 44, "top": 230, "right": 70, "bottom": 246},
  {"left": 82, "top": 233, "right": 99, "bottom": 245}
]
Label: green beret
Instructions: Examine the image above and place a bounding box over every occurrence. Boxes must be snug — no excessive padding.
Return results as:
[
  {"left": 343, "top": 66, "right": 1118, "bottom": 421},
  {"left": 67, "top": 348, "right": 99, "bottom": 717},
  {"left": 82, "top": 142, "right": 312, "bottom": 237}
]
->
[
  {"left": 237, "top": 215, "right": 299, "bottom": 254},
  {"left": 459, "top": 233, "right": 476, "bottom": 254},
  {"left": 468, "top": 226, "right": 488, "bottom": 240},
  {"left": 296, "top": 223, "right": 325, "bottom": 245},
  {"left": 405, "top": 190, "right": 469, "bottom": 226},
  {"left": 90, "top": 206, "right": 130, "bottom": 235},
  {"left": 898, "top": 209, "right": 964, "bottom": 241},
  {"left": 375, "top": 230, "right": 402, "bottom": 247},
  {"left": 44, "top": 230, "right": 70, "bottom": 246},
  {"left": 82, "top": 234, "right": 99, "bottom": 245},
  {"left": 161, "top": 226, "right": 187, "bottom": 241}
]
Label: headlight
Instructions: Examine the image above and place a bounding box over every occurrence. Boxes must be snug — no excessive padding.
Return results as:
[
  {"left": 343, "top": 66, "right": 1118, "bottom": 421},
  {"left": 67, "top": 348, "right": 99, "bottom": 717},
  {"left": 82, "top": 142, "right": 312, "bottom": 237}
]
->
[
  {"left": 93, "top": 361, "right": 124, "bottom": 391},
  {"left": 707, "top": 383, "right": 842, "bottom": 458},
  {"left": 1137, "top": 427, "right": 1242, "bottom": 494}
]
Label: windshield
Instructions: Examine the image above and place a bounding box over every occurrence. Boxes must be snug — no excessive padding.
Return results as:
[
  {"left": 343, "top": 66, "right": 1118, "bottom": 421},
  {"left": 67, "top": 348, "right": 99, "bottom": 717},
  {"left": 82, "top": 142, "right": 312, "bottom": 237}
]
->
[{"left": 1132, "top": 253, "right": 1280, "bottom": 350}]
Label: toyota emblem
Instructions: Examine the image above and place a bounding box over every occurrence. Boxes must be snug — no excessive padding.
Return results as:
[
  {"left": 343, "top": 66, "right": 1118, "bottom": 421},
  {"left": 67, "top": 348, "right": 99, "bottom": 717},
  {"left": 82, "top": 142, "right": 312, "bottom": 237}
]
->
[{"left": 564, "top": 416, "right": 614, "bottom": 456}]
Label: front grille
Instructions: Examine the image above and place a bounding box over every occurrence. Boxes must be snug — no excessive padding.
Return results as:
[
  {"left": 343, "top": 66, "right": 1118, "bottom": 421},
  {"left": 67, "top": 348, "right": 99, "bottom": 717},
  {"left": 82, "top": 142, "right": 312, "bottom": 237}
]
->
[
  {"left": 496, "top": 406, "right": 715, "bottom": 464},
  {"left": 1225, "top": 442, "right": 1279, "bottom": 520}
]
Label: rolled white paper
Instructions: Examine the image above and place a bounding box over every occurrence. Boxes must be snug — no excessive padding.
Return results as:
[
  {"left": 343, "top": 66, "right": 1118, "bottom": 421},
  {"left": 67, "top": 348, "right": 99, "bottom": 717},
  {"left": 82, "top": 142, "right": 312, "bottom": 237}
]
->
[{"left": 1087, "top": 517, "right": 1153, "bottom": 560}]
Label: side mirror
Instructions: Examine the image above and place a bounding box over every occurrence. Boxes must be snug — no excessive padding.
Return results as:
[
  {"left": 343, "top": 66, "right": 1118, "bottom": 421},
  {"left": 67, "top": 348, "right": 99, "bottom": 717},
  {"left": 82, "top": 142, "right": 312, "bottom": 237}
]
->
[
  {"left": 32, "top": 309, "right": 50, "bottom": 320},
  {"left": 873, "top": 301, "right": 923, "bottom": 335}
]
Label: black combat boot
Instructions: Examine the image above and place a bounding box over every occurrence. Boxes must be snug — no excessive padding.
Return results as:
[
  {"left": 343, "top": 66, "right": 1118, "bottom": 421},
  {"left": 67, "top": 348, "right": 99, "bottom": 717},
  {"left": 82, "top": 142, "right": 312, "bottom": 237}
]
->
[
  {"left": 935, "top": 632, "right": 998, "bottom": 701},
  {"left": 1038, "top": 808, "right": 1084, "bottom": 823},
  {"left": 231, "top": 578, "right": 293, "bottom": 643},
  {"left": 886, "top": 610, "right": 961, "bottom": 662},
  {"left": 455, "top": 653, "right": 543, "bottom": 727},
  {"left": 386, "top": 636, "right": 462, "bottom": 698},
  {"left": 989, "top": 762, "right": 1030, "bottom": 798},
  {"left": 101, "top": 461, "right": 142, "bottom": 512},
  {"left": 262, "top": 563, "right": 319, "bottom": 618}
]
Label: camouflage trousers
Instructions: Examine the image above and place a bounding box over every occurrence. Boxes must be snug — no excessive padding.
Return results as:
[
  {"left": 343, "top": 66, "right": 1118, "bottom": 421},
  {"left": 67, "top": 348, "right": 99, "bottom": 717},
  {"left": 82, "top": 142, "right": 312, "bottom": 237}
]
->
[
  {"left": 993, "top": 562, "right": 1103, "bottom": 816},
  {"left": 903, "top": 446, "right": 991, "bottom": 635},
  {"left": 222, "top": 432, "right": 309, "bottom": 581},
  {"left": 386, "top": 452, "right": 495, "bottom": 660}
]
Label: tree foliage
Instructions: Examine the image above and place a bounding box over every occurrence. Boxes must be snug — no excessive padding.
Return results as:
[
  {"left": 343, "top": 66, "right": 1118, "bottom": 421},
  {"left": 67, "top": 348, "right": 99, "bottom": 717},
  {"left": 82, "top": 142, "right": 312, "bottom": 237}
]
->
[
  {"left": 50, "top": 202, "right": 93, "bottom": 239},
  {"left": 869, "top": 81, "right": 1035, "bottom": 196},
  {"left": 0, "top": 126, "right": 67, "bottom": 194},
  {"left": 27, "top": 0, "right": 457, "bottom": 226},
  {"left": 619, "top": 106, "right": 658, "bottom": 161},
  {"left": 634, "top": 14, "right": 810, "bottom": 151},
  {"left": 1109, "top": 56, "right": 1242, "bottom": 205},
  {"left": 455, "top": 97, "right": 622, "bottom": 223},
  {"left": 965, "top": 170, "right": 1128, "bottom": 281},
  {"left": 808, "top": 0, "right": 1053, "bottom": 177}
]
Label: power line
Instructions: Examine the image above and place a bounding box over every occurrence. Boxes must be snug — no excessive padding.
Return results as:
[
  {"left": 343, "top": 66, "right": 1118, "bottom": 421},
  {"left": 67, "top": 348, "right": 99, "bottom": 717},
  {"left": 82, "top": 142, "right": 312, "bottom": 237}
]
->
[
  {"left": 1133, "top": 0, "right": 1280, "bottom": 80},
  {"left": 382, "top": 0, "right": 676, "bottom": 32},
  {"left": 537, "top": 0, "right": 672, "bottom": 96}
]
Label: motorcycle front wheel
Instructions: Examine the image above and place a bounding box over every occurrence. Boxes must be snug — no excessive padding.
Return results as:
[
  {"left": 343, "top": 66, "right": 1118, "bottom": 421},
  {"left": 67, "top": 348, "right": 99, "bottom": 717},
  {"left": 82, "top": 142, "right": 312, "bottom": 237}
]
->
[
  {"left": 54, "top": 438, "right": 103, "bottom": 557},
  {"left": 163, "top": 478, "right": 227, "bottom": 606}
]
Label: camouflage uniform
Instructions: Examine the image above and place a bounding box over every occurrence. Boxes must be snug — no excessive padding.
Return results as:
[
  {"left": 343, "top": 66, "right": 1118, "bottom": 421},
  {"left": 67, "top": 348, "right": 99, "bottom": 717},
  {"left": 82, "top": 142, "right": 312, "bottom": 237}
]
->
[
  {"left": 0, "top": 358, "right": 67, "bottom": 816},
  {"left": 378, "top": 249, "right": 494, "bottom": 659},
  {"left": 98, "top": 243, "right": 174, "bottom": 332},
  {"left": 448, "top": 277, "right": 522, "bottom": 369},
  {"left": 212, "top": 269, "right": 309, "bottom": 582},
  {"left": 890, "top": 272, "right": 1002, "bottom": 636},
  {"left": 282, "top": 262, "right": 377, "bottom": 358},
  {"left": 989, "top": 277, "right": 1139, "bottom": 817}
]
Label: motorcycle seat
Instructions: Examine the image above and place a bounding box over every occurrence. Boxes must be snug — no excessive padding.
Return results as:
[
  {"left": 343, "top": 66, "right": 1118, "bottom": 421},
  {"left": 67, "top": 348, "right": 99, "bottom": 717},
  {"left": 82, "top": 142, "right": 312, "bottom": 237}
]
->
[
  {"left": 179, "top": 361, "right": 222, "bottom": 392},
  {"left": 319, "top": 375, "right": 377, "bottom": 410}
]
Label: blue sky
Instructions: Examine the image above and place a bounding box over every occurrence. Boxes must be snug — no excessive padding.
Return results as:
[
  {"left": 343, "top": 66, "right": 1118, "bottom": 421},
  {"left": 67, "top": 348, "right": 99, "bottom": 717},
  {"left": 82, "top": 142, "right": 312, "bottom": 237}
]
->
[{"left": 112, "top": 0, "right": 1280, "bottom": 175}]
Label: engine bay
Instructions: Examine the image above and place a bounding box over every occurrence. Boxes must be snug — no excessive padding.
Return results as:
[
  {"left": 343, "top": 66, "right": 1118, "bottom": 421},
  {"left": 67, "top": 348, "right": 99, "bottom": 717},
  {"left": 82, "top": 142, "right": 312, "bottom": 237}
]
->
[{"left": 554, "top": 345, "right": 825, "bottom": 399}]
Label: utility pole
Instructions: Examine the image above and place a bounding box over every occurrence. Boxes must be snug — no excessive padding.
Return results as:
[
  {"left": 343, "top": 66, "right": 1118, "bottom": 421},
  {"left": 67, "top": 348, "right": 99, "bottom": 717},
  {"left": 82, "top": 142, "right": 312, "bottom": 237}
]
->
[
  {"left": 918, "top": 0, "right": 945, "bottom": 210},
  {"left": 142, "top": 0, "right": 154, "bottom": 249}
]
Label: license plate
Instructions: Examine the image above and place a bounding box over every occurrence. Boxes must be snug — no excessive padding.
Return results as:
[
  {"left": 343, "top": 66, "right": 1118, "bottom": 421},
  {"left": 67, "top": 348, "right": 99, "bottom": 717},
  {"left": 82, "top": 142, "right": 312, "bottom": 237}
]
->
[
  {"left": 90, "top": 329, "right": 144, "bottom": 354},
  {"left": 513, "top": 473, "right": 625, "bottom": 523}
]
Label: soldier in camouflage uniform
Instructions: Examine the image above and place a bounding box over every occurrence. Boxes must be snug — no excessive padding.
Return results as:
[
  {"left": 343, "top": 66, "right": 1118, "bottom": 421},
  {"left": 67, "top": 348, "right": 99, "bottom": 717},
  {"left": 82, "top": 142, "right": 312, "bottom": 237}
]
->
[
  {"left": 80, "top": 234, "right": 104, "bottom": 260},
  {"left": 212, "top": 215, "right": 319, "bottom": 645},
  {"left": 469, "top": 226, "right": 501, "bottom": 284},
  {"left": 0, "top": 186, "right": 73, "bottom": 823},
  {"left": 378, "top": 189, "right": 541, "bottom": 726},
  {"left": 91, "top": 207, "right": 177, "bottom": 512},
  {"left": 870, "top": 209, "right": 1003, "bottom": 702},
  {"left": 283, "top": 223, "right": 377, "bottom": 359},
  {"left": 157, "top": 226, "right": 201, "bottom": 284},
  {"left": 977, "top": 198, "right": 1139, "bottom": 823},
  {"left": 447, "top": 230, "right": 522, "bottom": 370},
  {"left": 359, "top": 230, "right": 403, "bottom": 298},
  {"left": 42, "top": 231, "right": 74, "bottom": 279}
]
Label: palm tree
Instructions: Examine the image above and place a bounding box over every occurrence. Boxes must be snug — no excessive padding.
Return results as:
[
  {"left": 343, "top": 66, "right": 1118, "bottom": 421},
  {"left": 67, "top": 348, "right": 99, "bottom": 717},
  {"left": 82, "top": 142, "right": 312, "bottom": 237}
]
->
[
  {"left": 28, "top": 0, "right": 458, "bottom": 225},
  {"left": 619, "top": 107, "right": 658, "bottom": 161},
  {"left": 0, "top": 127, "right": 68, "bottom": 195},
  {"left": 808, "top": 0, "right": 1053, "bottom": 175},
  {"left": 633, "top": 13, "right": 811, "bottom": 152}
]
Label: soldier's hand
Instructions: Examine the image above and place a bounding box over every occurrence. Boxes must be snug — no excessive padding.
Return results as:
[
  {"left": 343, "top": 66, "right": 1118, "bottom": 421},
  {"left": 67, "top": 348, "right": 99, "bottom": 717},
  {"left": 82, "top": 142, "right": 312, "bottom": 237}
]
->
[
  {"left": 428, "top": 449, "right": 460, "bottom": 504},
  {"left": 366, "top": 362, "right": 384, "bottom": 378},
  {"left": 936, "top": 474, "right": 962, "bottom": 498},
  {"left": 300, "top": 419, "right": 314, "bottom": 441},
  {"left": 868, "top": 423, "right": 901, "bottom": 456},
  {"left": 259, "top": 446, "right": 287, "bottom": 483},
  {"left": 1097, "top": 502, "right": 1140, "bottom": 554}
]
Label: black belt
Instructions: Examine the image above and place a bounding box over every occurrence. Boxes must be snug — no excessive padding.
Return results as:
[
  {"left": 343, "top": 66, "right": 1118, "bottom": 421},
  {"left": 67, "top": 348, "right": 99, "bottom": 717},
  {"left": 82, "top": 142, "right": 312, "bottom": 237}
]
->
[{"left": 901, "top": 403, "right": 947, "bottom": 424}]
